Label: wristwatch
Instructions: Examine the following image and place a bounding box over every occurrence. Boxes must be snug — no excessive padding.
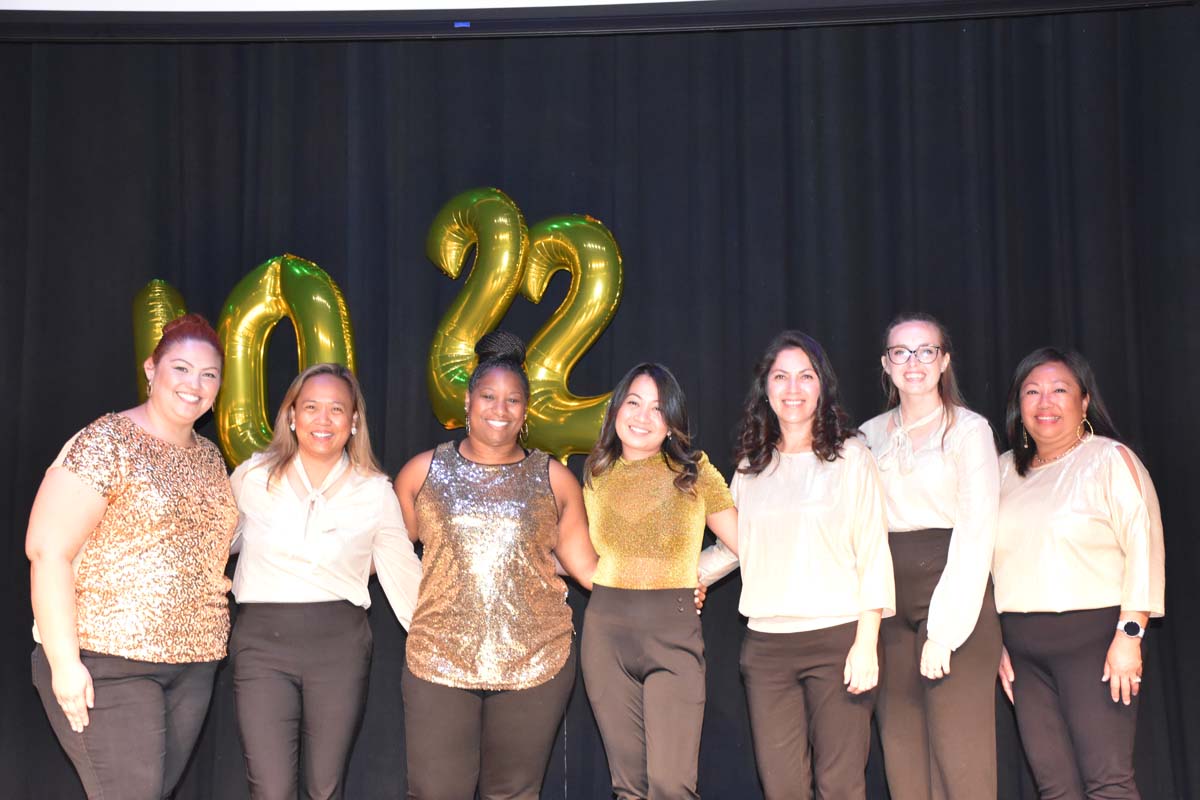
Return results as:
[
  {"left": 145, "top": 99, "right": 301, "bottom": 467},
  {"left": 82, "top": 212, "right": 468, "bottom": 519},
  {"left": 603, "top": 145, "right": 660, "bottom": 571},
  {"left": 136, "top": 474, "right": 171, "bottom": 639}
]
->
[{"left": 1117, "top": 620, "right": 1145, "bottom": 638}]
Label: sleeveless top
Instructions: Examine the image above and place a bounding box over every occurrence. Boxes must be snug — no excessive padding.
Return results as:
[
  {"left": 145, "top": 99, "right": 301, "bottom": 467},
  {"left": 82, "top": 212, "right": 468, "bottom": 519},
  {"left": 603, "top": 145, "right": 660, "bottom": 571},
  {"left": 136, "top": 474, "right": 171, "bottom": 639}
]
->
[
  {"left": 405, "top": 441, "right": 572, "bottom": 690},
  {"left": 45, "top": 413, "right": 238, "bottom": 663}
]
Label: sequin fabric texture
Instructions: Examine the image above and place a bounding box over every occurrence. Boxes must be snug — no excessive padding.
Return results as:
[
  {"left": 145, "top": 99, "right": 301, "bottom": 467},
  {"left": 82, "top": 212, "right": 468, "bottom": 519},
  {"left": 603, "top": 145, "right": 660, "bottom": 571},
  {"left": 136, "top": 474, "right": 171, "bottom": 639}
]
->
[
  {"left": 60, "top": 413, "right": 238, "bottom": 663},
  {"left": 406, "top": 441, "right": 571, "bottom": 690},
  {"left": 585, "top": 452, "right": 734, "bottom": 590}
]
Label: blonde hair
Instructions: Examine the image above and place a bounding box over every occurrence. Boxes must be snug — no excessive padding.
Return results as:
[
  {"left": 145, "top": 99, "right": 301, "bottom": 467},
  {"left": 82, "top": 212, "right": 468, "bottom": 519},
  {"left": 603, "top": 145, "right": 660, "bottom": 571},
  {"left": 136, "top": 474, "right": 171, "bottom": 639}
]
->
[{"left": 257, "top": 363, "right": 381, "bottom": 486}]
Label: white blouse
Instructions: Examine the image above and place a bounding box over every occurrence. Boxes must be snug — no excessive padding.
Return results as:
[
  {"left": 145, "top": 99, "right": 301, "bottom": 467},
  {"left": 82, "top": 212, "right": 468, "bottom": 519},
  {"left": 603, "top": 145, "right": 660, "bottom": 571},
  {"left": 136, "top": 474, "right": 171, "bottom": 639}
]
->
[
  {"left": 699, "top": 438, "right": 895, "bottom": 633},
  {"left": 994, "top": 436, "right": 1165, "bottom": 617},
  {"left": 230, "top": 452, "right": 422, "bottom": 628},
  {"left": 859, "top": 407, "right": 999, "bottom": 650}
]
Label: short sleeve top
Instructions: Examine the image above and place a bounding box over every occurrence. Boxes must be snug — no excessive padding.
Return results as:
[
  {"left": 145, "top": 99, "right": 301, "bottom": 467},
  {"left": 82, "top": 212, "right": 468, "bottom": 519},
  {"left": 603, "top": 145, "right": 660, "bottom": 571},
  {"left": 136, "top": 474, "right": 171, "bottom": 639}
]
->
[
  {"left": 53, "top": 413, "right": 238, "bottom": 663},
  {"left": 585, "top": 451, "right": 734, "bottom": 590}
]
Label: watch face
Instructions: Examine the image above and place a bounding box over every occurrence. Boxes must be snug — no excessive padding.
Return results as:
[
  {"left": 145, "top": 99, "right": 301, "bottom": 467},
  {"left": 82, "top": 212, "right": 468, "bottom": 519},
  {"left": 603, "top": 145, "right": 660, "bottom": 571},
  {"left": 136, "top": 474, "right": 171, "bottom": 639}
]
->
[{"left": 1122, "top": 621, "right": 1142, "bottom": 636}]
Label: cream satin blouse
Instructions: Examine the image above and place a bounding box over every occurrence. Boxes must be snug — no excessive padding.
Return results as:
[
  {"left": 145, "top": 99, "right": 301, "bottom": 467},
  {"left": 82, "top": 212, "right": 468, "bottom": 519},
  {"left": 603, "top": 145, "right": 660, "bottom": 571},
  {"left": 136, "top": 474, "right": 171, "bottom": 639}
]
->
[{"left": 993, "top": 436, "right": 1164, "bottom": 617}]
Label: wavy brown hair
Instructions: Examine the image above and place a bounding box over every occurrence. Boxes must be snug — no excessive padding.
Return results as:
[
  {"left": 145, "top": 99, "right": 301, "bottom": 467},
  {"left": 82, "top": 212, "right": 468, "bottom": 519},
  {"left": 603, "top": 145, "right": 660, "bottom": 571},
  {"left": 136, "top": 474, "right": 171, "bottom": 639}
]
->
[
  {"left": 585, "top": 363, "right": 700, "bottom": 493},
  {"left": 881, "top": 311, "right": 967, "bottom": 448},
  {"left": 257, "top": 363, "right": 381, "bottom": 486},
  {"left": 735, "top": 331, "right": 856, "bottom": 474}
]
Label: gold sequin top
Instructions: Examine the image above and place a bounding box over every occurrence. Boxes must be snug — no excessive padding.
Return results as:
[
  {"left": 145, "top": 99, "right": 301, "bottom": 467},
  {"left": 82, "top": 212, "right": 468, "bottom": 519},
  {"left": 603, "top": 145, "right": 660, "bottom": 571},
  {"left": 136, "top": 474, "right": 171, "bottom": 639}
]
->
[
  {"left": 56, "top": 413, "right": 237, "bottom": 663},
  {"left": 406, "top": 441, "right": 571, "bottom": 690},
  {"left": 586, "top": 451, "right": 734, "bottom": 590}
]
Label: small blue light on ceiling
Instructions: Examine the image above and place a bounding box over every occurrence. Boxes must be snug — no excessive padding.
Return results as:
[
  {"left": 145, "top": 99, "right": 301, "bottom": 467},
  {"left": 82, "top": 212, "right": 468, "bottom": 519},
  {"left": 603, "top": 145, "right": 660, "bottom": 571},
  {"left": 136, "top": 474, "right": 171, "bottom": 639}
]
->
[{"left": 454, "top": 21, "right": 471, "bottom": 28}]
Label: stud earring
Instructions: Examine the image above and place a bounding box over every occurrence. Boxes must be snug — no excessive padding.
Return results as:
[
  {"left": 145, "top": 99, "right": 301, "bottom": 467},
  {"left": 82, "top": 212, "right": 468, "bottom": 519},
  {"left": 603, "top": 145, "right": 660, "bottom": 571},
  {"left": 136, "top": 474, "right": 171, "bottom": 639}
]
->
[
  {"left": 289, "top": 420, "right": 295, "bottom": 432},
  {"left": 351, "top": 425, "right": 358, "bottom": 436}
]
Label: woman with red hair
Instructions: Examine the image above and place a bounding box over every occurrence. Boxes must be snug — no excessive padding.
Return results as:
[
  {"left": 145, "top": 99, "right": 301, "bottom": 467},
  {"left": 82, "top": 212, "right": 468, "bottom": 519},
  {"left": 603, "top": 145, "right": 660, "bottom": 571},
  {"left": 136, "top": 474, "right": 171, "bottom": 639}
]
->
[{"left": 26, "top": 313, "right": 239, "bottom": 800}]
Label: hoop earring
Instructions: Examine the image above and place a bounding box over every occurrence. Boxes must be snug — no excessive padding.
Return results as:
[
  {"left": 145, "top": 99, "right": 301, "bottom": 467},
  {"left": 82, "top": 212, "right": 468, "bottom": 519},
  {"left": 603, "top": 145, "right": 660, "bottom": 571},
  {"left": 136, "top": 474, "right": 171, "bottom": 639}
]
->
[
  {"left": 146, "top": 381, "right": 153, "bottom": 397},
  {"left": 1022, "top": 425, "right": 1029, "bottom": 449},
  {"left": 519, "top": 418, "right": 529, "bottom": 443},
  {"left": 464, "top": 415, "right": 471, "bottom": 436},
  {"left": 1077, "top": 417, "right": 1094, "bottom": 440}
]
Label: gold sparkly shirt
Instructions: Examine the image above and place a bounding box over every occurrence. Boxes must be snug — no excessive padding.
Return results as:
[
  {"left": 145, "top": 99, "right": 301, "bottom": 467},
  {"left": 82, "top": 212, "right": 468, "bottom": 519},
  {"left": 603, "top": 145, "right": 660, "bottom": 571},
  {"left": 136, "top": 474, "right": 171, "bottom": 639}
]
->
[
  {"left": 55, "top": 414, "right": 237, "bottom": 663},
  {"left": 406, "top": 442, "right": 572, "bottom": 691},
  {"left": 586, "top": 451, "right": 734, "bottom": 590}
]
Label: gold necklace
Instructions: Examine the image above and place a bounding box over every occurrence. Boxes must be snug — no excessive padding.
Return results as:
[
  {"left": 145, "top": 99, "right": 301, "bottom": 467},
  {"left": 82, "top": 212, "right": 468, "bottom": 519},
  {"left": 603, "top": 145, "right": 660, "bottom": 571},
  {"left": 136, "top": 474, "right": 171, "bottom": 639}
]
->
[{"left": 1032, "top": 435, "right": 1087, "bottom": 467}]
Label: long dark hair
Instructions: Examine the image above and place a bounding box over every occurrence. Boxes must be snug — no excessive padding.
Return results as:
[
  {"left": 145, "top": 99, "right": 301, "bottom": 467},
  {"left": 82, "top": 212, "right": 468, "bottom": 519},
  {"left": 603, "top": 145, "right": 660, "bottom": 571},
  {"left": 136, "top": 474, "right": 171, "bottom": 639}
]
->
[
  {"left": 584, "top": 363, "right": 701, "bottom": 493},
  {"left": 469, "top": 330, "right": 530, "bottom": 399},
  {"left": 1004, "top": 346, "right": 1121, "bottom": 476},
  {"left": 735, "top": 331, "right": 856, "bottom": 474},
  {"left": 881, "top": 311, "right": 967, "bottom": 448}
]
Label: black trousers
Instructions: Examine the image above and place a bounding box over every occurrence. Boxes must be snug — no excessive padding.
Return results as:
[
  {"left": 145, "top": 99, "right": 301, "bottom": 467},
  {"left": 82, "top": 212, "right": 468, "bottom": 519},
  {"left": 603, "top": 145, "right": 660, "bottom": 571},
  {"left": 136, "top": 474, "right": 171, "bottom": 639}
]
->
[
  {"left": 231, "top": 601, "right": 373, "bottom": 800},
  {"left": 581, "top": 585, "right": 706, "bottom": 800},
  {"left": 32, "top": 643, "right": 217, "bottom": 800},
  {"left": 740, "top": 621, "right": 874, "bottom": 800},
  {"left": 876, "top": 529, "right": 1003, "bottom": 800},
  {"left": 1001, "top": 607, "right": 1141, "bottom": 800},
  {"left": 402, "top": 646, "right": 577, "bottom": 800}
]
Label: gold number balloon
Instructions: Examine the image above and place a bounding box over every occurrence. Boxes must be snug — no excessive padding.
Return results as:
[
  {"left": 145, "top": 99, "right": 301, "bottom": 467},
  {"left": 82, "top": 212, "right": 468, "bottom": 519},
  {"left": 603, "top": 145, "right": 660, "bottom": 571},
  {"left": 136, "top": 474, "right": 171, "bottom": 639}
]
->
[
  {"left": 519, "top": 216, "right": 624, "bottom": 459},
  {"left": 216, "top": 254, "right": 357, "bottom": 466},
  {"left": 426, "top": 187, "right": 529, "bottom": 429},
  {"left": 132, "top": 279, "right": 188, "bottom": 402}
]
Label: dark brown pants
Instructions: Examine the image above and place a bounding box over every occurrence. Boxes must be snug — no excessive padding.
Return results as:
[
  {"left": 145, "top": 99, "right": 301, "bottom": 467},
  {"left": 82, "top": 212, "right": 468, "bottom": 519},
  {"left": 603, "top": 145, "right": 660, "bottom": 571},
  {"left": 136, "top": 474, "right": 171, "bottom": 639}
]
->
[
  {"left": 401, "top": 646, "right": 576, "bottom": 800},
  {"left": 740, "top": 621, "right": 874, "bottom": 800},
  {"left": 876, "top": 529, "right": 1003, "bottom": 800},
  {"left": 231, "top": 601, "right": 373, "bottom": 800},
  {"left": 1001, "top": 607, "right": 1141, "bottom": 800},
  {"left": 581, "top": 585, "right": 706, "bottom": 800},
  {"left": 32, "top": 644, "right": 217, "bottom": 800}
]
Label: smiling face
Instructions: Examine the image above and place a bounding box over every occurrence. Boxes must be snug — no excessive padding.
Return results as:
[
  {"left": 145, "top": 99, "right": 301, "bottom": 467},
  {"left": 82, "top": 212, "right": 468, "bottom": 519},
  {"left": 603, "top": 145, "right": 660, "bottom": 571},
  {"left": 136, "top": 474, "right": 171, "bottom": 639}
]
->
[
  {"left": 143, "top": 338, "right": 222, "bottom": 427},
  {"left": 464, "top": 366, "right": 527, "bottom": 450},
  {"left": 290, "top": 373, "right": 355, "bottom": 462},
  {"left": 766, "top": 347, "right": 821, "bottom": 431},
  {"left": 882, "top": 320, "right": 949, "bottom": 403},
  {"left": 614, "top": 373, "right": 670, "bottom": 462},
  {"left": 1019, "top": 361, "right": 1090, "bottom": 458}
]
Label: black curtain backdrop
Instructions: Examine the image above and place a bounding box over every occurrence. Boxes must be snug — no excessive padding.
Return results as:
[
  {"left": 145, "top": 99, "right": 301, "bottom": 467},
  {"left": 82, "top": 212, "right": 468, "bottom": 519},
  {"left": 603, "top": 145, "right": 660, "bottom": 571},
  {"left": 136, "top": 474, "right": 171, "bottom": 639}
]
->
[{"left": 2, "top": 5, "right": 1198, "bottom": 798}]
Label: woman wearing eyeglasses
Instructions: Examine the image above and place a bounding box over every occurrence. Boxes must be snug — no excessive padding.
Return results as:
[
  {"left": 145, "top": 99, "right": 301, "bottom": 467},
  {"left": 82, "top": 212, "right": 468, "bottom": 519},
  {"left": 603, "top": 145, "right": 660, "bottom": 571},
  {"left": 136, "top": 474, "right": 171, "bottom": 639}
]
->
[{"left": 859, "top": 313, "right": 1002, "bottom": 800}]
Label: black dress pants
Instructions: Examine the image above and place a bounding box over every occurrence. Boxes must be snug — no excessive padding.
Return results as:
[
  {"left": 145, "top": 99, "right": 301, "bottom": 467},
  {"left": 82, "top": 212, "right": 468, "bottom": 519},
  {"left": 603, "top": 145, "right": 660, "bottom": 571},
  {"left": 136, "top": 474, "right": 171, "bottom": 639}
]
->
[
  {"left": 32, "top": 644, "right": 217, "bottom": 800},
  {"left": 740, "top": 621, "right": 874, "bottom": 800},
  {"left": 1001, "top": 606, "right": 1142, "bottom": 800},
  {"left": 231, "top": 601, "right": 373, "bottom": 800},
  {"left": 402, "top": 646, "right": 577, "bottom": 800},
  {"left": 876, "top": 529, "right": 1003, "bottom": 800}
]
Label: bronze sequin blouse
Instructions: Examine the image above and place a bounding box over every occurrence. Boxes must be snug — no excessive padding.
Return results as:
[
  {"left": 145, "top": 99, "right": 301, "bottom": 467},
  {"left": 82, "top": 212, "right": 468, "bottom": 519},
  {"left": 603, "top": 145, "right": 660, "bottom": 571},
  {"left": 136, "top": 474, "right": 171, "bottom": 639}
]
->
[
  {"left": 406, "top": 441, "right": 572, "bottom": 691},
  {"left": 585, "top": 451, "right": 734, "bottom": 590},
  {"left": 56, "top": 413, "right": 237, "bottom": 663}
]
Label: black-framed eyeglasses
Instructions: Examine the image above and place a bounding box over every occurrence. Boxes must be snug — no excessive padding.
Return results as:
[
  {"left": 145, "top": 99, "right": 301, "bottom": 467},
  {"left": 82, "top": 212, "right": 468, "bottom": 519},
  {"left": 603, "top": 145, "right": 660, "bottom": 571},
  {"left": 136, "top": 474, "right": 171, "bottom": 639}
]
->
[{"left": 885, "top": 345, "right": 942, "bottom": 365}]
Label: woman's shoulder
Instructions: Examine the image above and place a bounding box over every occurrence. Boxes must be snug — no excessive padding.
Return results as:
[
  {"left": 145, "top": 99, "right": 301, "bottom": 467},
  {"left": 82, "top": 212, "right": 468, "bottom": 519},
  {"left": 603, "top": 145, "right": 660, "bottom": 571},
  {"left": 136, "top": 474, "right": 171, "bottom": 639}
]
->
[
  {"left": 949, "top": 406, "right": 993, "bottom": 435},
  {"left": 840, "top": 435, "right": 872, "bottom": 460},
  {"left": 858, "top": 410, "right": 891, "bottom": 438}
]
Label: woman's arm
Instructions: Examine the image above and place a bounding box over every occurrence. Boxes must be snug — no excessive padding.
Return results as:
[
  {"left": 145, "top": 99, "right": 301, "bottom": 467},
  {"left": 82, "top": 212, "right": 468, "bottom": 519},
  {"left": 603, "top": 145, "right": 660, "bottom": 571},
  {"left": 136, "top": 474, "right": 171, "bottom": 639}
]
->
[
  {"left": 548, "top": 460, "right": 597, "bottom": 591},
  {"left": 705, "top": 507, "right": 739, "bottom": 556},
  {"left": 393, "top": 449, "right": 435, "bottom": 544},
  {"left": 25, "top": 467, "right": 108, "bottom": 733}
]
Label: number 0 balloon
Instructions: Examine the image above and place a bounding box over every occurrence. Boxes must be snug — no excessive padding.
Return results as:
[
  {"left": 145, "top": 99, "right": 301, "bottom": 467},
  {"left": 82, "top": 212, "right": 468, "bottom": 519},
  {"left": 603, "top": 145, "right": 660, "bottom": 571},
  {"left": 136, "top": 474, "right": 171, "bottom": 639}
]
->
[{"left": 216, "top": 254, "right": 357, "bottom": 466}]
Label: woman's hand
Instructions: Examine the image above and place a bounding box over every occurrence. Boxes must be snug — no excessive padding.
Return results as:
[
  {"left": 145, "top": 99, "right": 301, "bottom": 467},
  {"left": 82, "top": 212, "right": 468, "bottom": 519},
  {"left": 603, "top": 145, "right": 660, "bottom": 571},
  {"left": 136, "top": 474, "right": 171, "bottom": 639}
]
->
[
  {"left": 52, "top": 658, "right": 94, "bottom": 733},
  {"left": 998, "top": 646, "right": 1015, "bottom": 704},
  {"left": 844, "top": 638, "right": 879, "bottom": 694},
  {"left": 693, "top": 582, "right": 707, "bottom": 613},
  {"left": 1103, "top": 634, "right": 1143, "bottom": 706},
  {"left": 920, "top": 640, "right": 952, "bottom": 681}
]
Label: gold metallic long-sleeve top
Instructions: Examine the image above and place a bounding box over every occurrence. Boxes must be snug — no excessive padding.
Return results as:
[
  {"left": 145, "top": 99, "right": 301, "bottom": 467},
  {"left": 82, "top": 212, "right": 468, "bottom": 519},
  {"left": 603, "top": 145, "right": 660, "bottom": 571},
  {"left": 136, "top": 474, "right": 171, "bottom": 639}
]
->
[
  {"left": 994, "top": 436, "right": 1165, "bottom": 616},
  {"left": 39, "top": 413, "right": 238, "bottom": 663},
  {"left": 585, "top": 451, "right": 734, "bottom": 590},
  {"left": 406, "top": 442, "right": 572, "bottom": 691}
]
